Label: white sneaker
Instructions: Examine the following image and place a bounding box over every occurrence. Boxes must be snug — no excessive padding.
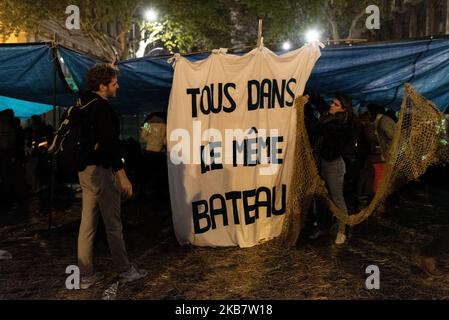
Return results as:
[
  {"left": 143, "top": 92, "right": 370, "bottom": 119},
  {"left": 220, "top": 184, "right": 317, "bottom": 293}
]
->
[
  {"left": 335, "top": 232, "right": 346, "bottom": 245},
  {"left": 119, "top": 265, "right": 147, "bottom": 284},
  {"left": 80, "top": 273, "right": 104, "bottom": 289}
]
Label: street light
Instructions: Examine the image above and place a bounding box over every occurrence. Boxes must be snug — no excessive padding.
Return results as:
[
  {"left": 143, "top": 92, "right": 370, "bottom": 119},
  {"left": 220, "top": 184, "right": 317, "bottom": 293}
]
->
[
  {"left": 305, "top": 29, "right": 321, "bottom": 43},
  {"left": 144, "top": 9, "right": 158, "bottom": 22},
  {"left": 282, "top": 41, "right": 291, "bottom": 51},
  {"left": 133, "top": 9, "right": 159, "bottom": 58}
]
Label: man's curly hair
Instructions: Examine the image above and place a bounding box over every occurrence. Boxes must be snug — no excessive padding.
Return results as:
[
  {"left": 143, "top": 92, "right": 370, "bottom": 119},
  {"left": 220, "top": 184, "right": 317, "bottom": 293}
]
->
[{"left": 87, "top": 64, "right": 118, "bottom": 91}]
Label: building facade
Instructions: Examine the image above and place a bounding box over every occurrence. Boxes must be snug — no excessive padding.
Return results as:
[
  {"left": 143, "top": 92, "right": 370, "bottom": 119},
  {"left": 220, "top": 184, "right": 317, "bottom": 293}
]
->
[
  {"left": 377, "top": 0, "right": 449, "bottom": 41},
  {"left": 0, "top": 19, "right": 123, "bottom": 61}
]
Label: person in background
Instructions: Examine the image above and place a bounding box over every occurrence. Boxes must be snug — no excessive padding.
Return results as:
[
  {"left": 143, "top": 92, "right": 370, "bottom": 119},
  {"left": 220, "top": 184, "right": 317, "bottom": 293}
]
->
[
  {"left": 139, "top": 112, "right": 168, "bottom": 201},
  {"left": 367, "top": 104, "right": 399, "bottom": 211},
  {"left": 308, "top": 93, "right": 354, "bottom": 245},
  {"left": 0, "top": 110, "right": 28, "bottom": 217},
  {"left": 0, "top": 110, "right": 16, "bottom": 194},
  {"left": 367, "top": 104, "right": 396, "bottom": 162},
  {"left": 355, "top": 110, "right": 380, "bottom": 209},
  {"left": 385, "top": 109, "right": 398, "bottom": 123},
  {"left": 24, "top": 115, "right": 48, "bottom": 195}
]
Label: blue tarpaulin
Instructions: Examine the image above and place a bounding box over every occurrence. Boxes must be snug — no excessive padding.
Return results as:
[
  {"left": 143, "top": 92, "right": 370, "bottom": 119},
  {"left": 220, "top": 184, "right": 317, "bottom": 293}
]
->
[
  {"left": 59, "top": 39, "right": 449, "bottom": 114},
  {"left": 0, "top": 43, "right": 77, "bottom": 117},
  {"left": 0, "top": 95, "right": 53, "bottom": 119},
  {"left": 307, "top": 39, "right": 449, "bottom": 111},
  {"left": 59, "top": 47, "right": 208, "bottom": 115},
  {"left": 57, "top": 47, "right": 104, "bottom": 93},
  {"left": 2, "top": 39, "right": 449, "bottom": 118}
]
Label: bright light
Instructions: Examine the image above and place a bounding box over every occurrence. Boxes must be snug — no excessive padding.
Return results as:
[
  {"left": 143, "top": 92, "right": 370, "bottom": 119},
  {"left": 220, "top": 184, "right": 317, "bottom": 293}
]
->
[
  {"left": 305, "top": 29, "right": 321, "bottom": 43},
  {"left": 144, "top": 9, "right": 158, "bottom": 22},
  {"left": 282, "top": 41, "right": 291, "bottom": 51}
]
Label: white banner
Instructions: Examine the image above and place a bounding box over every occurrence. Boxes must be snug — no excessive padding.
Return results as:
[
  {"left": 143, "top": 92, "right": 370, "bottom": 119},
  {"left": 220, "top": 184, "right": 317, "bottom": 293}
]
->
[{"left": 167, "top": 45, "right": 321, "bottom": 247}]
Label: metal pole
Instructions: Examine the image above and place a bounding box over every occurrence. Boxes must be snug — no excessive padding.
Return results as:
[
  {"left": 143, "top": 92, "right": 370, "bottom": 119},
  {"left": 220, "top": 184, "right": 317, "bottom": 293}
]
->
[
  {"left": 48, "top": 33, "right": 58, "bottom": 232},
  {"left": 132, "top": 23, "right": 136, "bottom": 58}
]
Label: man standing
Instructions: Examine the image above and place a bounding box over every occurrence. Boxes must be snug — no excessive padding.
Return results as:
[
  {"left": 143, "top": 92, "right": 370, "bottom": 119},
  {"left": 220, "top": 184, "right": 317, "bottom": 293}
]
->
[{"left": 77, "top": 64, "right": 147, "bottom": 289}]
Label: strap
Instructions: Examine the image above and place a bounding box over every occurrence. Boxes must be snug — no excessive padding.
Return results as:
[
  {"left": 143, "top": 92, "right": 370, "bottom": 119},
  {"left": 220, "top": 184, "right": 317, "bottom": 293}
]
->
[
  {"left": 79, "top": 98, "right": 99, "bottom": 110},
  {"left": 54, "top": 106, "right": 74, "bottom": 133}
]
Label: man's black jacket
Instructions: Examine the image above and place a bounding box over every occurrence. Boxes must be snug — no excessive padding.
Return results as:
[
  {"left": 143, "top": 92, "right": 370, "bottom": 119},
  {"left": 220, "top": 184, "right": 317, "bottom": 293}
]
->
[{"left": 80, "top": 92, "right": 124, "bottom": 172}]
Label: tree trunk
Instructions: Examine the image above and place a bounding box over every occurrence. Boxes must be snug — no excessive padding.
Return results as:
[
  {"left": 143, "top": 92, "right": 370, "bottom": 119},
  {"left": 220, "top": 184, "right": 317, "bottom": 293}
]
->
[
  {"left": 330, "top": 18, "right": 340, "bottom": 41},
  {"left": 323, "top": 1, "right": 340, "bottom": 43},
  {"left": 349, "top": 9, "right": 367, "bottom": 39},
  {"left": 119, "top": 30, "right": 129, "bottom": 60}
]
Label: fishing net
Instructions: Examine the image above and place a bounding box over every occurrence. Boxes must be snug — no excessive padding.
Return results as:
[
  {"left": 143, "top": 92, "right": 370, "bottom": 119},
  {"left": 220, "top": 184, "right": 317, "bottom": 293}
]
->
[{"left": 281, "top": 84, "right": 449, "bottom": 246}]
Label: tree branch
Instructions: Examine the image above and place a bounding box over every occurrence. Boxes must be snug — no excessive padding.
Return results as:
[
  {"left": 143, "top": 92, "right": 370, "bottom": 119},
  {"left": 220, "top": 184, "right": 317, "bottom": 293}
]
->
[
  {"left": 83, "top": 19, "right": 117, "bottom": 61},
  {"left": 349, "top": 8, "right": 367, "bottom": 38},
  {"left": 322, "top": 1, "right": 340, "bottom": 41}
]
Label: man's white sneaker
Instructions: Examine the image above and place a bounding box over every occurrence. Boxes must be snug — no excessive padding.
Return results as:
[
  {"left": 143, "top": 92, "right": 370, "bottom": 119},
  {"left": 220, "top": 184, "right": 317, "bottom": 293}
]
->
[
  {"left": 335, "top": 232, "right": 346, "bottom": 245},
  {"left": 119, "top": 265, "right": 148, "bottom": 284},
  {"left": 80, "top": 273, "right": 104, "bottom": 290}
]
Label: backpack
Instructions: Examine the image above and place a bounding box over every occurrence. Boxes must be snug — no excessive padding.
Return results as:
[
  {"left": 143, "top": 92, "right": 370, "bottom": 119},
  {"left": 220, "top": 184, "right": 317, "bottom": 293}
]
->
[{"left": 48, "top": 98, "right": 98, "bottom": 172}]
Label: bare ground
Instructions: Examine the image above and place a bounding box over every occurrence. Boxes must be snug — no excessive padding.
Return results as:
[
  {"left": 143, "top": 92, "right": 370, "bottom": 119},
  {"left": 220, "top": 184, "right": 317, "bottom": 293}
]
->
[{"left": 0, "top": 183, "right": 448, "bottom": 300}]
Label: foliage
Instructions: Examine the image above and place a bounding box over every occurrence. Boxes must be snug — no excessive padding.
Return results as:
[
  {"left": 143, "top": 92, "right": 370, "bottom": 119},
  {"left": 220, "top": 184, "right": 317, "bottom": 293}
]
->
[{"left": 0, "top": 0, "right": 389, "bottom": 59}]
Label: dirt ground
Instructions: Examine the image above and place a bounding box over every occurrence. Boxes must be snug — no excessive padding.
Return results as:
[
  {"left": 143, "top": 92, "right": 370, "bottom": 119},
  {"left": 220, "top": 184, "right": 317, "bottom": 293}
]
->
[{"left": 1, "top": 180, "right": 448, "bottom": 300}]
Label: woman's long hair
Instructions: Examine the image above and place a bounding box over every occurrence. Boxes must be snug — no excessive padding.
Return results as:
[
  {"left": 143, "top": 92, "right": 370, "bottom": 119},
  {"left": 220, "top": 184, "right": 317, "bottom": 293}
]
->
[{"left": 334, "top": 93, "right": 354, "bottom": 120}]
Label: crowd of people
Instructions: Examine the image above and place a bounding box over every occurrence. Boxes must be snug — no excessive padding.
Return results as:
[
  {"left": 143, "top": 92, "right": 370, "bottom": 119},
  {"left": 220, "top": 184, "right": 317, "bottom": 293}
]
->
[
  {"left": 0, "top": 106, "right": 168, "bottom": 223},
  {"left": 0, "top": 64, "right": 170, "bottom": 288},
  {"left": 301, "top": 91, "right": 398, "bottom": 245},
  {"left": 301, "top": 91, "right": 449, "bottom": 276},
  {"left": 1, "top": 63, "right": 447, "bottom": 286},
  {"left": 0, "top": 111, "right": 55, "bottom": 219}
]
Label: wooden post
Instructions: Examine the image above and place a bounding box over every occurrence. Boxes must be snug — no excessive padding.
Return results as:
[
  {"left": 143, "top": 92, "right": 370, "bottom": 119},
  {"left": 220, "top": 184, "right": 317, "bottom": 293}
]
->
[{"left": 257, "top": 19, "right": 263, "bottom": 46}]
